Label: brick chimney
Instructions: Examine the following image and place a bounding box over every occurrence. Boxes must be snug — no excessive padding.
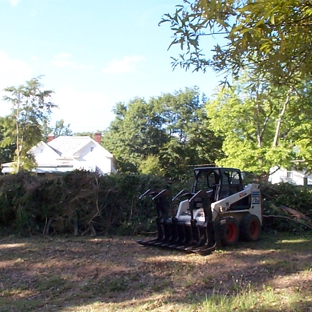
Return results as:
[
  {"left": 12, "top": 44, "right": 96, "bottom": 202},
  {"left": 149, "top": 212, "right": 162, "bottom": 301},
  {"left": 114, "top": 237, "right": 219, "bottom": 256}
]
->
[
  {"left": 94, "top": 132, "right": 102, "bottom": 145},
  {"left": 47, "top": 134, "right": 55, "bottom": 142}
]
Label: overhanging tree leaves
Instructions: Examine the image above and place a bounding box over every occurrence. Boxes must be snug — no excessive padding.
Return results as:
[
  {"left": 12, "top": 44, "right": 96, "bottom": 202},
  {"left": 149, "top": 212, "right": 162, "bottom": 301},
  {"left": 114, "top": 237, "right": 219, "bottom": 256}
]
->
[
  {"left": 160, "top": 0, "right": 312, "bottom": 85},
  {"left": 2, "top": 77, "right": 56, "bottom": 172}
]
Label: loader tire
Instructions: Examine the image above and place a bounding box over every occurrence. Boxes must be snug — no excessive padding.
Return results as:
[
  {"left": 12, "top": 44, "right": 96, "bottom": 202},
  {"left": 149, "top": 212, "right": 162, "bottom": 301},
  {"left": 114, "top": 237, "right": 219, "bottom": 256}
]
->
[
  {"left": 240, "top": 214, "right": 261, "bottom": 242},
  {"left": 219, "top": 217, "right": 239, "bottom": 247}
]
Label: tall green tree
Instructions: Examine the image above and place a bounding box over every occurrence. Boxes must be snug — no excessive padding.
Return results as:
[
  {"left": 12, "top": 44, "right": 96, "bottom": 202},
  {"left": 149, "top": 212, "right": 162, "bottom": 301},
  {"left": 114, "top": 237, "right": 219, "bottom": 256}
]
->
[
  {"left": 156, "top": 87, "right": 223, "bottom": 177},
  {"left": 285, "top": 82, "right": 312, "bottom": 172},
  {"left": 206, "top": 74, "right": 312, "bottom": 176},
  {"left": 2, "top": 77, "right": 56, "bottom": 172},
  {"left": 103, "top": 97, "right": 167, "bottom": 173},
  {"left": 0, "top": 116, "right": 15, "bottom": 165},
  {"left": 103, "top": 88, "right": 223, "bottom": 178},
  {"left": 43, "top": 119, "right": 73, "bottom": 139}
]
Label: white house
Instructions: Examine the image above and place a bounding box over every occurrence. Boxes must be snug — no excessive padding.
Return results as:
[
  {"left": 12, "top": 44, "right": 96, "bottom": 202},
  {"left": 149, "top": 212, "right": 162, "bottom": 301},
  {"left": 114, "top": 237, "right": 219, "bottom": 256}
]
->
[
  {"left": 1, "top": 133, "right": 117, "bottom": 175},
  {"left": 269, "top": 166, "right": 312, "bottom": 186}
]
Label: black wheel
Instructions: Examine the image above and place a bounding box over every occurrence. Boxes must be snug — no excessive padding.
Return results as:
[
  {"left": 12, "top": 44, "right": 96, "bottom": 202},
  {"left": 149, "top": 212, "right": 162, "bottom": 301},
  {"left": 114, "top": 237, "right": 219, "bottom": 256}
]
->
[
  {"left": 219, "top": 217, "right": 239, "bottom": 247},
  {"left": 240, "top": 214, "right": 261, "bottom": 242}
]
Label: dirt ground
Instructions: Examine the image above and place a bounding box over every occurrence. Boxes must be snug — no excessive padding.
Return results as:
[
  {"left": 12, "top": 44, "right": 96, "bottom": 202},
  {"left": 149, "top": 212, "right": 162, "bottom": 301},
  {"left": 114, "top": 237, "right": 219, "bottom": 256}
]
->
[{"left": 0, "top": 232, "right": 311, "bottom": 311}]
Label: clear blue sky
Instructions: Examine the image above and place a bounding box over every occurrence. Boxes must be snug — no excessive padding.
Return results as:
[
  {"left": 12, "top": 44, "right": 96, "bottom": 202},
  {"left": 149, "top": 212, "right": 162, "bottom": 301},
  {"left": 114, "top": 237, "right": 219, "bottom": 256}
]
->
[{"left": 0, "top": 0, "right": 220, "bottom": 132}]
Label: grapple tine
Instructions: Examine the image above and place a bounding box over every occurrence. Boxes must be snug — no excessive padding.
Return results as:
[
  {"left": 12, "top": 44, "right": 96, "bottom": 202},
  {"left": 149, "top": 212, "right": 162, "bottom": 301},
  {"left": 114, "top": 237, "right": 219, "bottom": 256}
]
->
[
  {"left": 152, "top": 188, "right": 170, "bottom": 200},
  {"left": 172, "top": 189, "right": 189, "bottom": 201},
  {"left": 192, "top": 243, "right": 217, "bottom": 255},
  {"left": 139, "top": 189, "right": 158, "bottom": 200},
  {"left": 137, "top": 238, "right": 159, "bottom": 246}
]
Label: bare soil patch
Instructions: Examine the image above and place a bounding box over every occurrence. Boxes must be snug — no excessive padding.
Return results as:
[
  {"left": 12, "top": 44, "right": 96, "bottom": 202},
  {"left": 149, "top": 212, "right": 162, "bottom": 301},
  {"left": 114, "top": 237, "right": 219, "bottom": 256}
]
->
[{"left": 0, "top": 232, "right": 311, "bottom": 311}]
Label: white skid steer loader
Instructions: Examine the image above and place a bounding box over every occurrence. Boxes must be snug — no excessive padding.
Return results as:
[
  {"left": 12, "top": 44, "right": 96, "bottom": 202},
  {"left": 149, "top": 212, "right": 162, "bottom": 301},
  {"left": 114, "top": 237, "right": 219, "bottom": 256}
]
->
[{"left": 138, "top": 167, "right": 262, "bottom": 255}]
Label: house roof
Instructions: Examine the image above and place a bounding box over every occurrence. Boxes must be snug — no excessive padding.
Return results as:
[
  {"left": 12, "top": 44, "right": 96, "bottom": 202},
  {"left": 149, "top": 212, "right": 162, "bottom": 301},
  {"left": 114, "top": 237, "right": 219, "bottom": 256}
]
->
[
  {"left": 47, "top": 136, "right": 91, "bottom": 156},
  {"left": 43, "top": 136, "right": 114, "bottom": 159}
]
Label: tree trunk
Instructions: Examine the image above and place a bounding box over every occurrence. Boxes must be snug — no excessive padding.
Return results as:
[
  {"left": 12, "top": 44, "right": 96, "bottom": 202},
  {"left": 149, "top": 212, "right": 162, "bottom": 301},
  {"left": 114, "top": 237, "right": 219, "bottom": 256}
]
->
[
  {"left": 16, "top": 95, "right": 21, "bottom": 173},
  {"left": 74, "top": 218, "right": 79, "bottom": 236},
  {"left": 272, "top": 86, "right": 293, "bottom": 147},
  {"left": 43, "top": 218, "right": 54, "bottom": 235}
]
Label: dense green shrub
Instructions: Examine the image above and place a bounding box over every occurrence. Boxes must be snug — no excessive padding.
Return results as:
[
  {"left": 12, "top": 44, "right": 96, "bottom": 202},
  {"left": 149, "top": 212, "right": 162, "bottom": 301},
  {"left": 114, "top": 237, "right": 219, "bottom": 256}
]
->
[
  {"left": 0, "top": 172, "right": 311, "bottom": 236},
  {"left": 261, "top": 182, "right": 312, "bottom": 232},
  {"left": 0, "top": 171, "right": 170, "bottom": 236}
]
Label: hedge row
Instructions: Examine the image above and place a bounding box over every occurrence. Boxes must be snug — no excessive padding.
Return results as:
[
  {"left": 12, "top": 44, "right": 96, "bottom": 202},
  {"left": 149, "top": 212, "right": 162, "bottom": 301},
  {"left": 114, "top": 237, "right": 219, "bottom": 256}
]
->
[
  {"left": 0, "top": 171, "right": 172, "bottom": 236},
  {"left": 0, "top": 171, "right": 311, "bottom": 236}
]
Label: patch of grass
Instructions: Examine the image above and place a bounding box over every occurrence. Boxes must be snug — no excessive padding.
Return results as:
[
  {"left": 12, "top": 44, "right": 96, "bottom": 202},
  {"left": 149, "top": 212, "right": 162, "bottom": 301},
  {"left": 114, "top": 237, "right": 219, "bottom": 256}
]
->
[
  {"left": 151, "top": 279, "right": 172, "bottom": 292},
  {"left": 80, "top": 278, "right": 128, "bottom": 296},
  {"left": 1, "top": 285, "right": 30, "bottom": 297},
  {"left": 35, "top": 276, "right": 68, "bottom": 292},
  {"left": 105, "top": 278, "right": 128, "bottom": 292},
  {"left": 0, "top": 298, "right": 47, "bottom": 312},
  {"left": 201, "top": 285, "right": 310, "bottom": 312}
]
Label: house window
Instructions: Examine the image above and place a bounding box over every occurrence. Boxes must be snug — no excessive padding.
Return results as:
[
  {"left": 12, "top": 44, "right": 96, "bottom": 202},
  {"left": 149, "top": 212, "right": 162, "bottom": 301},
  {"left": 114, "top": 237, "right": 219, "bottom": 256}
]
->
[
  {"left": 286, "top": 171, "right": 292, "bottom": 178},
  {"left": 90, "top": 147, "right": 94, "bottom": 152}
]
